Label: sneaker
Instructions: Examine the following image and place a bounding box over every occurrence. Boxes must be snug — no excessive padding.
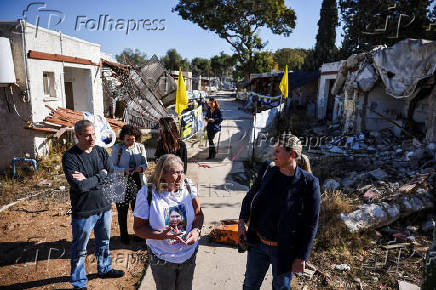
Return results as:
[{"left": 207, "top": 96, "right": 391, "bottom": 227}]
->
[{"left": 98, "top": 269, "right": 125, "bottom": 279}]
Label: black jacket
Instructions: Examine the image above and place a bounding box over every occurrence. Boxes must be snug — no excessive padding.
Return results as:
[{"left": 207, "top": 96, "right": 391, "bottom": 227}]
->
[
  {"left": 205, "top": 108, "right": 223, "bottom": 132},
  {"left": 62, "top": 145, "right": 114, "bottom": 218},
  {"left": 239, "top": 162, "right": 321, "bottom": 275}
]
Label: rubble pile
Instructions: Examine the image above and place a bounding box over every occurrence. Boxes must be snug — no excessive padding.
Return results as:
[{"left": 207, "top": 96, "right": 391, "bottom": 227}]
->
[{"left": 306, "top": 124, "right": 436, "bottom": 233}]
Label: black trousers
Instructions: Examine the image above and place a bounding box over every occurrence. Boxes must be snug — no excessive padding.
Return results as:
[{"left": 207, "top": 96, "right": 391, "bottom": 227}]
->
[
  {"left": 207, "top": 129, "right": 217, "bottom": 158},
  {"left": 115, "top": 198, "right": 136, "bottom": 239}
]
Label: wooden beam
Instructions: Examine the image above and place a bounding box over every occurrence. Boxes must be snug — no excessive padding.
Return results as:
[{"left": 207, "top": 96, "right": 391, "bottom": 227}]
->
[
  {"left": 54, "top": 127, "right": 68, "bottom": 139},
  {"left": 27, "top": 127, "right": 59, "bottom": 133},
  {"left": 28, "top": 50, "right": 99, "bottom": 66}
]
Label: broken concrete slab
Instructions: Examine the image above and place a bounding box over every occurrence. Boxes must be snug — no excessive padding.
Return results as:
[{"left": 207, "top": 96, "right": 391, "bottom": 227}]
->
[
  {"left": 340, "top": 191, "right": 434, "bottom": 232},
  {"left": 340, "top": 202, "right": 400, "bottom": 232},
  {"left": 398, "top": 280, "right": 420, "bottom": 290}
]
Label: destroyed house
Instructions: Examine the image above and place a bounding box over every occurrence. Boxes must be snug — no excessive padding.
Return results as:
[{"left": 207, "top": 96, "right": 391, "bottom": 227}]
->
[
  {"left": 0, "top": 20, "right": 108, "bottom": 169},
  {"left": 328, "top": 39, "right": 436, "bottom": 143}
]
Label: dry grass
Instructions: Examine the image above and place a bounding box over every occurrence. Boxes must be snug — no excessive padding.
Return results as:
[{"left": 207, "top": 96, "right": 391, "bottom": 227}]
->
[{"left": 313, "top": 190, "right": 373, "bottom": 259}]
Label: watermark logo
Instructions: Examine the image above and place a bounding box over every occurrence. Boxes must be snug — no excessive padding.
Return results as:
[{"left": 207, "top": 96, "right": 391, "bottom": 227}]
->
[
  {"left": 74, "top": 15, "right": 166, "bottom": 35},
  {"left": 17, "top": 2, "right": 65, "bottom": 37},
  {"left": 362, "top": 3, "right": 416, "bottom": 38}
]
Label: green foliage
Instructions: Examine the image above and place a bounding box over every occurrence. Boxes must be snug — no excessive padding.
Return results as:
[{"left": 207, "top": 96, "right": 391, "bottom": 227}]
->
[
  {"left": 173, "top": 0, "right": 297, "bottom": 78},
  {"left": 273, "top": 48, "right": 310, "bottom": 71},
  {"left": 210, "top": 51, "right": 236, "bottom": 77},
  {"left": 115, "top": 48, "right": 147, "bottom": 67},
  {"left": 191, "top": 57, "right": 211, "bottom": 76},
  {"left": 161, "top": 48, "right": 191, "bottom": 71},
  {"left": 314, "top": 0, "right": 339, "bottom": 68},
  {"left": 252, "top": 51, "right": 275, "bottom": 73},
  {"left": 339, "top": 0, "right": 435, "bottom": 56}
]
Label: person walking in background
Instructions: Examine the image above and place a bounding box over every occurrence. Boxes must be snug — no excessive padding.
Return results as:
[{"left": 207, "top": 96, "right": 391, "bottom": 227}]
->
[
  {"left": 204, "top": 97, "right": 223, "bottom": 160},
  {"left": 62, "top": 120, "right": 124, "bottom": 289},
  {"left": 110, "top": 124, "right": 147, "bottom": 244},
  {"left": 154, "top": 117, "right": 188, "bottom": 173},
  {"left": 133, "top": 154, "right": 204, "bottom": 290},
  {"left": 238, "top": 134, "right": 320, "bottom": 290}
]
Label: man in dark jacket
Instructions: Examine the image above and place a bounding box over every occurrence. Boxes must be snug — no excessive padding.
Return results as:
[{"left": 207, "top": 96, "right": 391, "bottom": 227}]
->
[
  {"left": 238, "top": 135, "right": 321, "bottom": 290},
  {"left": 62, "top": 120, "right": 124, "bottom": 289}
]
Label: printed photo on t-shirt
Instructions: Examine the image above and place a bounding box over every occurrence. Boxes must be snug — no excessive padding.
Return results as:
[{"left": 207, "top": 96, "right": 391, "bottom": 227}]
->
[{"left": 163, "top": 204, "right": 187, "bottom": 244}]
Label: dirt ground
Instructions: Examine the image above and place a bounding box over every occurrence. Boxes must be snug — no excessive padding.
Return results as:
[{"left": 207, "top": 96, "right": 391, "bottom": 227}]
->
[{"left": 0, "top": 189, "right": 146, "bottom": 289}]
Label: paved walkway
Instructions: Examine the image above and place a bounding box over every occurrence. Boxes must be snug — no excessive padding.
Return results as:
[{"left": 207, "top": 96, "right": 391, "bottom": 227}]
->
[{"left": 139, "top": 94, "right": 274, "bottom": 289}]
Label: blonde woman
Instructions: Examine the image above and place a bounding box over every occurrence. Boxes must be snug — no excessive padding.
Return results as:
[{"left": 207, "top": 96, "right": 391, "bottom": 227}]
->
[
  {"left": 238, "top": 134, "right": 320, "bottom": 290},
  {"left": 133, "top": 154, "right": 204, "bottom": 290}
]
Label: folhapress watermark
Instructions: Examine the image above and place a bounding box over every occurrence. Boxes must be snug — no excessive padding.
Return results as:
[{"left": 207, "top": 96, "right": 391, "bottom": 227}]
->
[{"left": 75, "top": 15, "right": 166, "bottom": 35}]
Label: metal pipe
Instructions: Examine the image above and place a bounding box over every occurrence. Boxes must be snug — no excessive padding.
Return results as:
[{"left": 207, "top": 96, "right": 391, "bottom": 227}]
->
[
  {"left": 20, "top": 20, "right": 31, "bottom": 103},
  {"left": 11, "top": 157, "right": 37, "bottom": 177}
]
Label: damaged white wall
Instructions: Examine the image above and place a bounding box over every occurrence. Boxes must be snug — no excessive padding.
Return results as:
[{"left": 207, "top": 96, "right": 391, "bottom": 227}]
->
[
  {"left": 0, "top": 20, "right": 104, "bottom": 169},
  {"left": 332, "top": 39, "right": 436, "bottom": 142},
  {"left": 317, "top": 60, "right": 344, "bottom": 120}
]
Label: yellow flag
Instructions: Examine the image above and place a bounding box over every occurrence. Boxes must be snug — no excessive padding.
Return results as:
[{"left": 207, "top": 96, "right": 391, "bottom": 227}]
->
[
  {"left": 279, "top": 65, "right": 289, "bottom": 99},
  {"left": 175, "top": 67, "right": 188, "bottom": 117}
]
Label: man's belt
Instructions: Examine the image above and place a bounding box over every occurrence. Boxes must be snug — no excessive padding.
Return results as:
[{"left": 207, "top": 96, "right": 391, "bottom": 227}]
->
[{"left": 257, "top": 232, "right": 278, "bottom": 246}]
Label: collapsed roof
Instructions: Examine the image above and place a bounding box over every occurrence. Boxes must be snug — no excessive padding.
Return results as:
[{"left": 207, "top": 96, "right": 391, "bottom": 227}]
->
[{"left": 333, "top": 39, "right": 436, "bottom": 99}]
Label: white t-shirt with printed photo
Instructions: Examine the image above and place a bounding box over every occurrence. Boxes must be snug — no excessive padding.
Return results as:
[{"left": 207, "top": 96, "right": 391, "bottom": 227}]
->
[{"left": 133, "top": 180, "right": 198, "bottom": 264}]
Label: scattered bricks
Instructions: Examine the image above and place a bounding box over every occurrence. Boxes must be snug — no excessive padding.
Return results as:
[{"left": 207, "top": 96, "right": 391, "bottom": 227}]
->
[{"left": 399, "top": 184, "right": 416, "bottom": 194}]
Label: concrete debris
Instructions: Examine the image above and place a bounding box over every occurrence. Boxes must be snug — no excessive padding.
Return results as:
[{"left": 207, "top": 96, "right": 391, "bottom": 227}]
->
[
  {"left": 340, "top": 191, "right": 434, "bottom": 232},
  {"left": 335, "top": 264, "right": 351, "bottom": 271},
  {"left": 368, "top": 168, "right": 388, "bottom": 180},
  {"left": 323, "top": 179, "right": 340, "bottom": 192},
  {"left": 397, "top": 280, "right": 420, "bottom": 290},
  {"left": 340, "top": 202, "right": 400, "bottom": 232}
]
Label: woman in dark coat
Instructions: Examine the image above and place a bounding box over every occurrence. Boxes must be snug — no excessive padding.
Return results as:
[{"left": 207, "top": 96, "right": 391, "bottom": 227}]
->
[
  {"left": 204, "top": 98, "right": 223, "bottom": 159},
  {"left": 238, "top": 134, "right": 320, "bottom": 290},
  {"left": 154, "top": 117, "right": 188, "bottom": 173}
]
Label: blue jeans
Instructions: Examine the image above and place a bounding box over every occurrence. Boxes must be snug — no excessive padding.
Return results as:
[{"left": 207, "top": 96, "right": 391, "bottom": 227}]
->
[
  {"left": 243, "top": 242, "right": 292, "bottom": 290},
  {"left": 71, "top": 210, "right": 113, "bottom": 288}
]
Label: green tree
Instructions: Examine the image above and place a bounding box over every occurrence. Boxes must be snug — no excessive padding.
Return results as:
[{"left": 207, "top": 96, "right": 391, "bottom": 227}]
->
[
  {"left": 210, "top": 52, "right": 236, "bottom": 77},
  {"left": 273, "top": 48, "right": 310, "bottom": 71},
  {"left": 115, "top": 48, "right": 147, "bottom": 67},
  {"left": 251, "top": 51, "right": 275, "bottom": 74},
  {"left": 314, "top": 0, "right": 339, "bottom": 68},
  {"left": 191, "top": 57, "right": 211, "bottom": 76},
  {"left": 161, "top": 48, "right": 191, "bottom": 71},
  {"left": 173, "top": 0, "right": 296, "bottom": 78},
  {"left": 339, "top": 0, "right": 435, "bottom": 56}
]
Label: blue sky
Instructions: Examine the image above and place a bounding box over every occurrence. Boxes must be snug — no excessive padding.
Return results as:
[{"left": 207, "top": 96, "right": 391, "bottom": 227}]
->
[{"left": 0, "top": 0, "right": 343, "bottom": 60}]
